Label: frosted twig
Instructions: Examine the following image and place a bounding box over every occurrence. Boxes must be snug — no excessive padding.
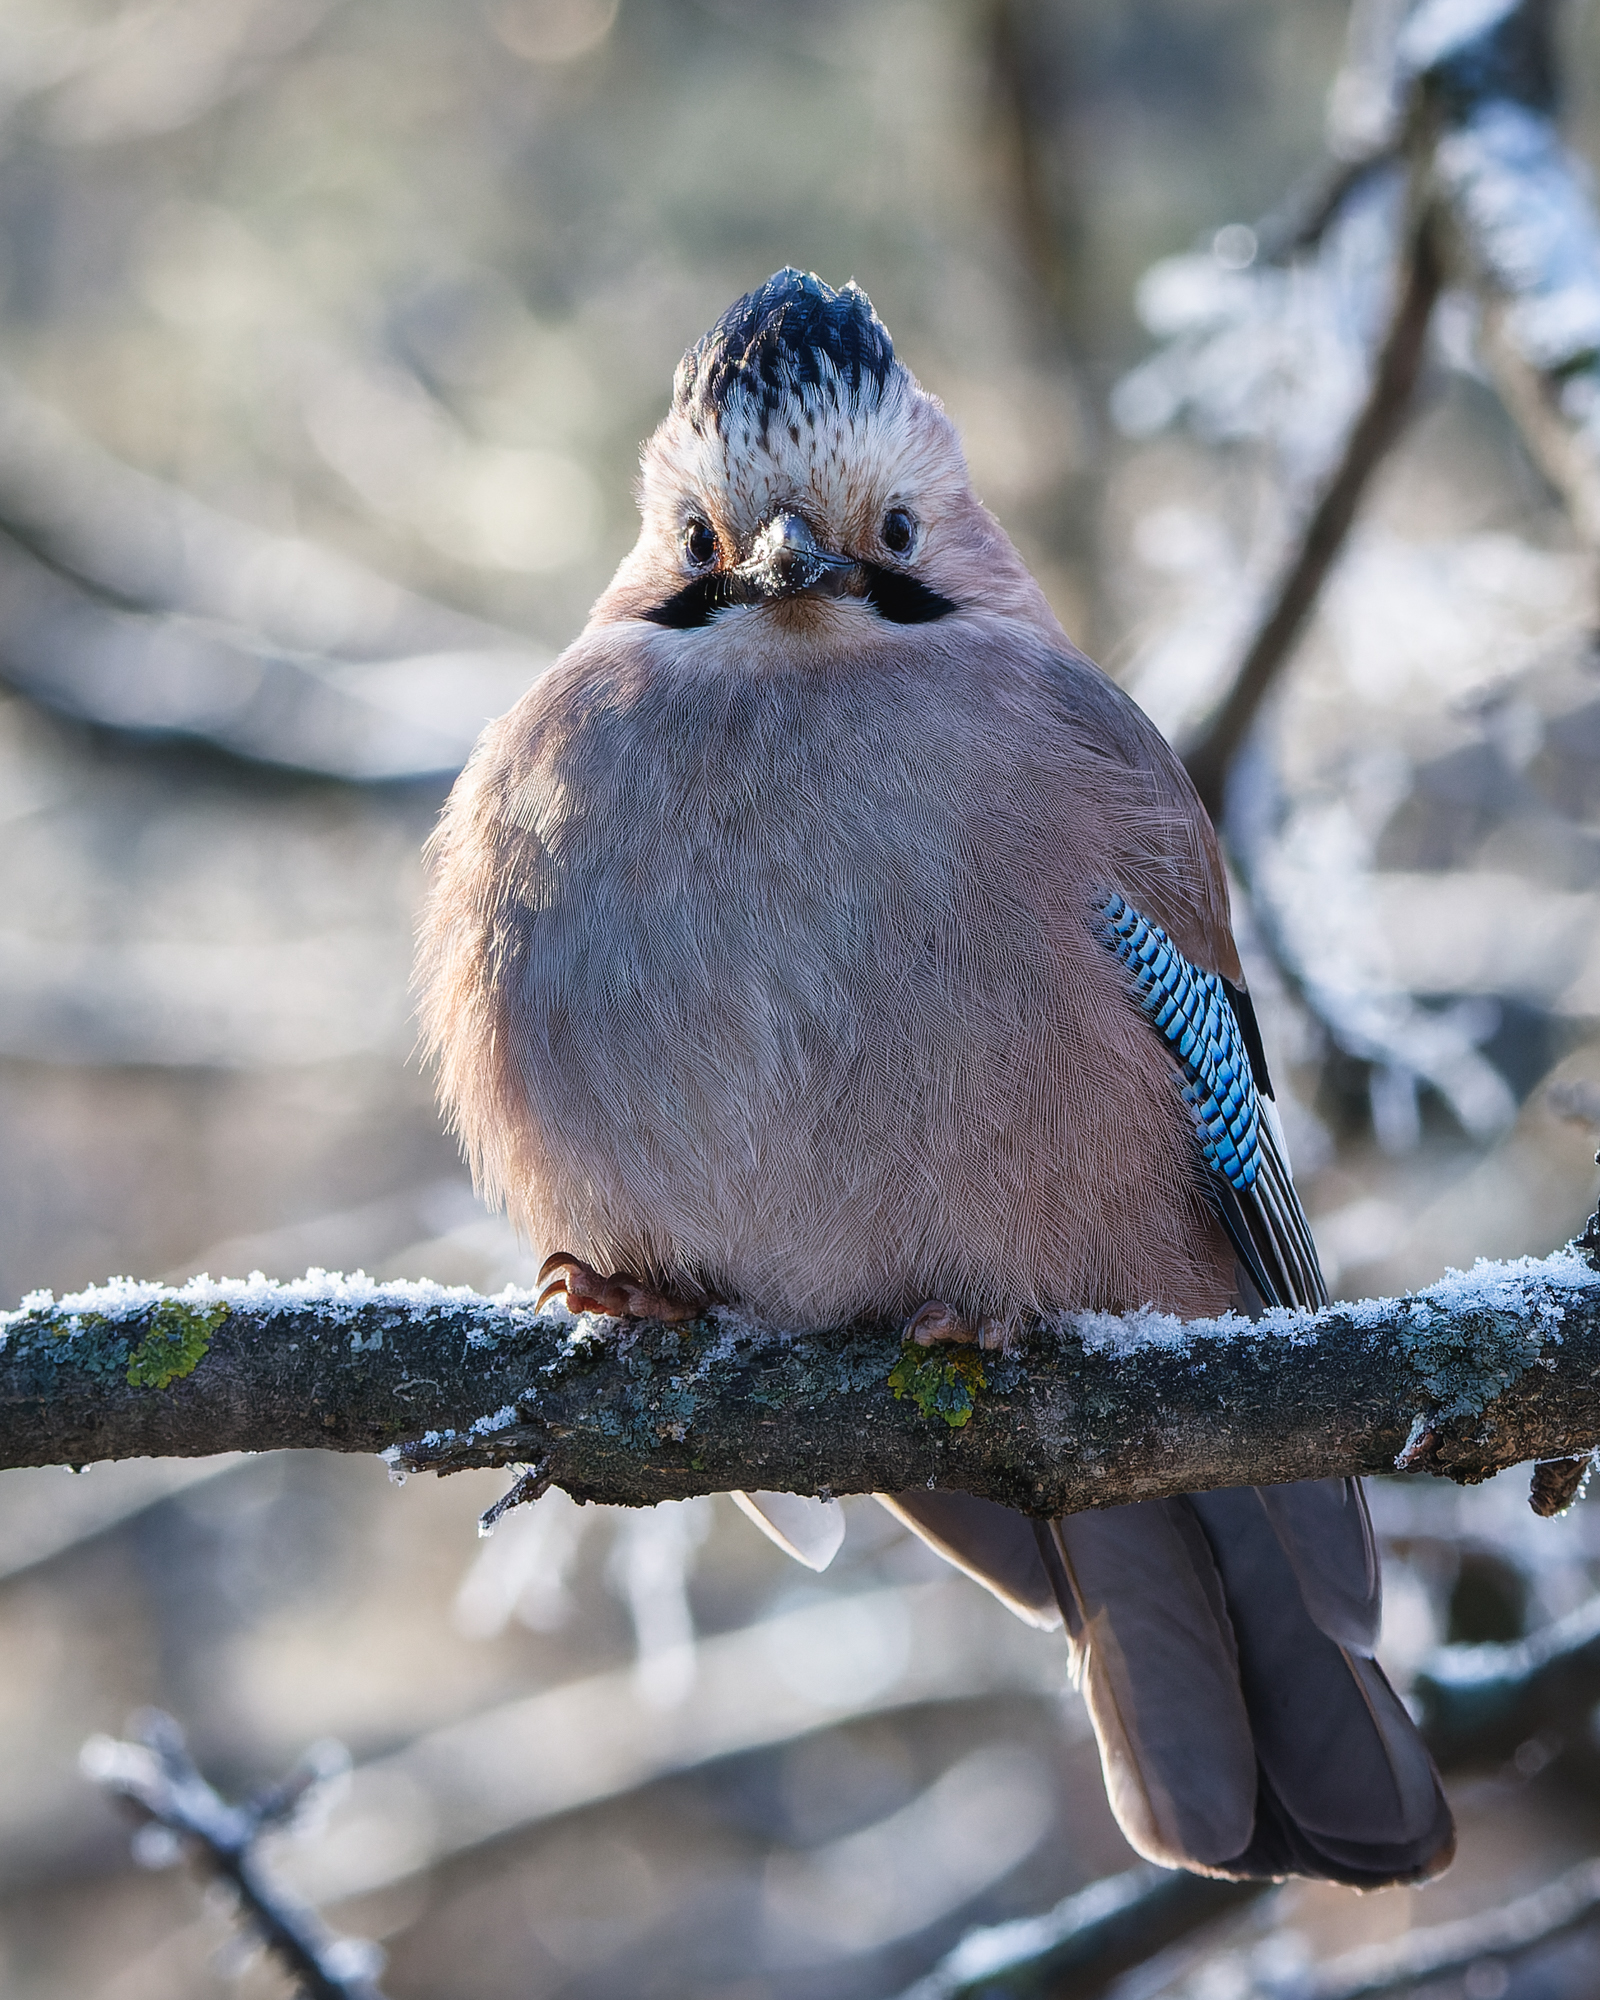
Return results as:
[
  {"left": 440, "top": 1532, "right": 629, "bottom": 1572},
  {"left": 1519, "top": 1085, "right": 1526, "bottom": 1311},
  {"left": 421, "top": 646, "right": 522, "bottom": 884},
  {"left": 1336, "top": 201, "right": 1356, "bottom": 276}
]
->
[
  {"left": 1184, "top": 0, "right": 1595, "bottom": 813},
  {"left": 1184, "top": 213, "right": 1441, "bottom": 818},
  {"left": 1161, "top": 1853, "right": 1600, "bottom": 2000},
  {"left": 888, "top": 1865, "right": 1259, "bottom": 2000},
  {"left": 81, "top": 1711, "right": 387, "bottom": 2000}
]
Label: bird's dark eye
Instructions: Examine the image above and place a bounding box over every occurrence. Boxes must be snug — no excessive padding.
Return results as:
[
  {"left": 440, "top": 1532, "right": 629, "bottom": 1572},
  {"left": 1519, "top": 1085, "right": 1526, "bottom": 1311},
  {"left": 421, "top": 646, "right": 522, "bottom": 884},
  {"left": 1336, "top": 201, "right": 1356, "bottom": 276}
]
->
[
  {"left": 683, "top": 518, "right": 717, "bottom": 569},
  {"left": 881, "top": 507, "right": 915, "bottom": 556}
]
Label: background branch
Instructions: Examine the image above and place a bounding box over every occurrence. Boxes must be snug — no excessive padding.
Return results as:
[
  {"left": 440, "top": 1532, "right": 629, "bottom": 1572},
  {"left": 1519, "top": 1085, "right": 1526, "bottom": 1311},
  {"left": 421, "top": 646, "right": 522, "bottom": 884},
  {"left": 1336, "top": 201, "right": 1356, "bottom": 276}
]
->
[
  {"left": 82, "top": 1711, "right": 388, "bottom": 2000},
  {"left": 1180, "top": 0, "right": 1600, "bottom": 821},
  {"left": 5, "top": 1246, "right": 1599, "bottom": 1510},
  {"left": 1183, "top": 210, "right": 1442, "bottom": 819}
]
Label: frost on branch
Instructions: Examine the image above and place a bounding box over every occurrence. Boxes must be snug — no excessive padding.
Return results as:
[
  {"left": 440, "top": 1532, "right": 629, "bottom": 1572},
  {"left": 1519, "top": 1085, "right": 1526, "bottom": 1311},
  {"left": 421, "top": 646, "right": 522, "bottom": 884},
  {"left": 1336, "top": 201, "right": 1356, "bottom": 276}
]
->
[{"left": 3, "top": 1245, "right": 1599, "bottom": 1515}]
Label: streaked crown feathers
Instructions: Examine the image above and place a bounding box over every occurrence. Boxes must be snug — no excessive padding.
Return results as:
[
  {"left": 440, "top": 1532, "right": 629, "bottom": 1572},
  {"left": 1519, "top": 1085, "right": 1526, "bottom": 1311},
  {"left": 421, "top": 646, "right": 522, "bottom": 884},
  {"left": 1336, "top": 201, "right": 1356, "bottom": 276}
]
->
[
  {"left": 672, "top": 268, "right": 898, "bottom": 438},
  {"left": 637, "top": 268, "right": 971, "bottom": 557}
]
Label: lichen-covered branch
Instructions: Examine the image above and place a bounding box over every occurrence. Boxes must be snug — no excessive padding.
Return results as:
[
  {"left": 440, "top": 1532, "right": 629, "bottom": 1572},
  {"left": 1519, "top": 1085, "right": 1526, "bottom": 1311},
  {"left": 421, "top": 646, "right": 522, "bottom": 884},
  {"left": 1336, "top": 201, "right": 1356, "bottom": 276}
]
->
[{"left": 4, "top": 1244, "right": 1600, "bottom": 1511}]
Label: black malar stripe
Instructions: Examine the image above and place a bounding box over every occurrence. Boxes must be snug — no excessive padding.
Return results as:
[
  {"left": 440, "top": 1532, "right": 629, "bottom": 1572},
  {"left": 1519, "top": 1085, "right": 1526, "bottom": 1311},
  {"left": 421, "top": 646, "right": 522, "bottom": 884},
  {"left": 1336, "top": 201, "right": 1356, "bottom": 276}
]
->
[
  {"left": 857, "top": 563, "right": 959, "bottom": 625},
  {"left": 641, "top": 564, "right": 959, "bottom": 629},
  {"left": 641, "top": 574, "right": 741, "bottom": 629}
]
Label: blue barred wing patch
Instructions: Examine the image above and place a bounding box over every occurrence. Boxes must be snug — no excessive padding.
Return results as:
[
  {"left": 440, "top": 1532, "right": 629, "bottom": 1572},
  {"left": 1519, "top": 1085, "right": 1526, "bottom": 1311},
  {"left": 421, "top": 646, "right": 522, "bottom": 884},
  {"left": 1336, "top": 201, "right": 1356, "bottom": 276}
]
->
[{"left": 1099, "top": 893, "right": 1261, "bottom": 1192}]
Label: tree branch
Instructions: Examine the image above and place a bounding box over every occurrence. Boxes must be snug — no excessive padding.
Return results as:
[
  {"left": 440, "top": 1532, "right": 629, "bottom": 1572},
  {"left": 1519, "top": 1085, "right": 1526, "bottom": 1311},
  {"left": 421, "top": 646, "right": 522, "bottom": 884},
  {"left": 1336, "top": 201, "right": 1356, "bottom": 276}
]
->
[
  {"left": 1177, "top": 0, "right": 1600, "bottom": 821},
  {"left": 893, "top": 1865, "right": 1258, "bottom": 2000},
  {"left": 4, "top": 1244, "right": 1599, "bottom": 1510},
  {"left": 1182, "top": 209, "right": 1443, "bottom": 819},
  {"left": 0, "top": 366, "right": 545, "bottom": 782},
  {"left": 82, "top": 1712, "right": 387, "bottom": 2000},
  {"left": 1164, "top": 1854, "right": 1600, "bottom": 2000}
]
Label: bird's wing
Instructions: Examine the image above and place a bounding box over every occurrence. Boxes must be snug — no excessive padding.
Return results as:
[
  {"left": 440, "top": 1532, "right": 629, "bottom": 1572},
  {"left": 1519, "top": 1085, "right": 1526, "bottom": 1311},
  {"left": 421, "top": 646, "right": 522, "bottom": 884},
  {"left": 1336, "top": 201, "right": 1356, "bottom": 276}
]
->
[
  {"left": 1038, "top": 649, "right": 1325, "bottom": 1311},
  {"left": 1098, "top": 891, "right": 1327, "bottom": 1315}
]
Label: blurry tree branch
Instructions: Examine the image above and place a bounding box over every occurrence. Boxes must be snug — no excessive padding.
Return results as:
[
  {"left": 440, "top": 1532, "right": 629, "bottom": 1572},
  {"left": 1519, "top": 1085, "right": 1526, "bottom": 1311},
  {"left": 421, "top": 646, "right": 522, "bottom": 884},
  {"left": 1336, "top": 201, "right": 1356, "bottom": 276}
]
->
[
  {"left": 955, "top": 1849, "right": 1600, "bottom": 2000},
  {"left": 1164, "top": 1855, "right": 1600, "bottom": 2000},
  {"left": 1184, "top": 213, "right": 1442, "bottom": 818},
  {"left": 979, "top": 0, "right": 1110, "bottom": 649},
  {"left": 1181, "top": 0, "right": 1600, "bottom": 815},
  {"left": 0, "top": 367, "right": 545, "bottom": 781},
  {"left": 4, "top": 1241, "right": 1600, "bottom": 1511},
  {"left": 893, "top": 1865, "right": 1259, "bottom": 2000},
  {"left": 981, "top": 0, "right": 1084, "bottom": 352},
  {"left": 82, "top": 1711, "right": 387, "bottom": 2000}
]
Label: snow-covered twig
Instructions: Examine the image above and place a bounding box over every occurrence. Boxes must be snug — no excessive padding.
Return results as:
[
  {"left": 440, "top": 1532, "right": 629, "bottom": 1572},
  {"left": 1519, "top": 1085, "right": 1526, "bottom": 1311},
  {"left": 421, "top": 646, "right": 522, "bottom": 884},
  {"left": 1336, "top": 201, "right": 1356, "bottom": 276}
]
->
[
  {"left": 81, "top": 1711, "right": 387, "bottom": 2000},
  {"left": 4, "top": 1240, "right": 1600, "bottom": 1514},
  {"left": 1181, "top": 0, "right": 1600, "bottom": 810},
  {"left": 1183, "top": 211, "right": 1442, "bottom": 818},
  {"left": 1158, "top": 1853, "right": 1600, "bottom": 2000},
  {"left": 889, "top": 1865, "right": 1259, "bottom": 2000}
]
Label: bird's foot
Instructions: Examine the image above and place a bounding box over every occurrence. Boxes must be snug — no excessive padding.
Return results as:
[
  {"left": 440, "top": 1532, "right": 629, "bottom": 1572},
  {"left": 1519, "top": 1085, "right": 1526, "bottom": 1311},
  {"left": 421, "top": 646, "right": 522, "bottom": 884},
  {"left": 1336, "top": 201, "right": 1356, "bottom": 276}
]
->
[
  {"left": 535, "top": 1253, "right": 705, "bottom": 1323},
  {"left": 905, "top": 1302, "right": 1008, "bottom": 1351}
]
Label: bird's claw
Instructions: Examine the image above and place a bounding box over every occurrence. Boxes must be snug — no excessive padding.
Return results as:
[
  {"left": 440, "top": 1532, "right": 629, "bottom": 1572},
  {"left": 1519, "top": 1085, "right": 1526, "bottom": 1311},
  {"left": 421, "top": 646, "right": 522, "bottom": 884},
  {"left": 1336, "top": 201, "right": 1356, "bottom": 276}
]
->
[
  {"left": 906, "top": 1301, "right": 1008, "bottom": 1350},
  {"left": 535, "top": 1252, "right": 703, "bottom": 1323}
]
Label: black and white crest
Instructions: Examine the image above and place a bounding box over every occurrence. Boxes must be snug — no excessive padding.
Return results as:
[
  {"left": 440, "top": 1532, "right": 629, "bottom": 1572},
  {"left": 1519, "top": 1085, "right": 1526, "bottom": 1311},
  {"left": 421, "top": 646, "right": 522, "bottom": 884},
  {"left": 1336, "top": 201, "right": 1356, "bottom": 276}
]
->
[{"left": 673, "top": 268, "right": 897, "bottom": 435}]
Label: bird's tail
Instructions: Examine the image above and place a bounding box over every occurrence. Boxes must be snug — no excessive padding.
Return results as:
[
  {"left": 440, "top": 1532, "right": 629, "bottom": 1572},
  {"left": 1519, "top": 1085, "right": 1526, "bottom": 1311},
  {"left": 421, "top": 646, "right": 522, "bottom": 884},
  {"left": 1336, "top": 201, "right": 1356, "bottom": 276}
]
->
[{"left": 882, "top": 1480, "right": 1455, "bottom": 1886}]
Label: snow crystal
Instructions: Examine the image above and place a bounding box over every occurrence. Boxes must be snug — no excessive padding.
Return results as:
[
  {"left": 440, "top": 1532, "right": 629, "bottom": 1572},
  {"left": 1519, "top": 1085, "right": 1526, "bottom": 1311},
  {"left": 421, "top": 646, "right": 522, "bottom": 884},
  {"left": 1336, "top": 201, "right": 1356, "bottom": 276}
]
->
[
  {"left": 1344, "top": 1248, "right": 1600, "bottom": 1335},
  {"left": 5, "top": 1248, "right": 1595, "bottom": 1372},
  {"left": 0, "top": 1265, "right": 538, "bottom": 1338},
  {"left": 1069, "top": 1301, "right": 1321, "bottom": 1358},
  {"left": 1058, "top": 1248, "right": 1599, "bottom": 1360},
  {"left": 470, "top": 1405, "right": 520, "bottom": 1435}
]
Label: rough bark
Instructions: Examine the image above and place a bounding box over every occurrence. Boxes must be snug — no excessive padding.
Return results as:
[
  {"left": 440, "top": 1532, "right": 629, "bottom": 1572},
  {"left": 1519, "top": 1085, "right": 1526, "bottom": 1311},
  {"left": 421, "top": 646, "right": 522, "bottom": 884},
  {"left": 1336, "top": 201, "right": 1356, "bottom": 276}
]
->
[{"left": 4, "top": 1244, "right": 1599, "bottom": 1510}]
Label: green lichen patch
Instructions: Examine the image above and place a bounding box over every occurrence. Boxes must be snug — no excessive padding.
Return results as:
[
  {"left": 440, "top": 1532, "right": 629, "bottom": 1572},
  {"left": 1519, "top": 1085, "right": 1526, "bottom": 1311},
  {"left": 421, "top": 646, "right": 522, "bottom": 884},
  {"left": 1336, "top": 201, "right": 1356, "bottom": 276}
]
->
[
  {"left": 126, "top": 1303, "right": 229, "bottom": 1390},
  {"left": 888, "top": 1344, "right": 986, "bottom": 1428}
]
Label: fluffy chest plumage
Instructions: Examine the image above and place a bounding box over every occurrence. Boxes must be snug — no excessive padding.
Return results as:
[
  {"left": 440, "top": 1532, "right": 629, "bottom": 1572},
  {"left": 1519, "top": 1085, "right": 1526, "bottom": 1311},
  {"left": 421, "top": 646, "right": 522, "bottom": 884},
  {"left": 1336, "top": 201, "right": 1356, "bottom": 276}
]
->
[
  {"left": 427, "top": 618, "right": 1237, "bottom": 1323},
  {"left": 508, "top": 635, "right": 1073, "bottom": 1100}
]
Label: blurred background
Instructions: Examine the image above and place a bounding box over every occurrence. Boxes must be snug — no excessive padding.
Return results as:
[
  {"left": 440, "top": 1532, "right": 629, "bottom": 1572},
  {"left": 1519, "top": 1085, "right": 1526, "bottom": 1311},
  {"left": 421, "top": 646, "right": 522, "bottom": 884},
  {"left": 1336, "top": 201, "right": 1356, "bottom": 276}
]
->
[{"left": 6, "top": 0, "right": 1600, "bottom": 1993}]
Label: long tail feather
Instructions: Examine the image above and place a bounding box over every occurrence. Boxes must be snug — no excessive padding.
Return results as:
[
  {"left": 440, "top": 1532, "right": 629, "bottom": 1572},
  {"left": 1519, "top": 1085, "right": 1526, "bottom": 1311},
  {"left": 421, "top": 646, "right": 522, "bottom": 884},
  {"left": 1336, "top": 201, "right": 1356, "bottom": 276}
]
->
[
  {"left": 1187, "top": 1485, "right": 1453, "bottom": 1882},
  {"left": 1044, "top": 1501, "right": 1259, "bottom": 1871},
  {"left": 1254, "top": 1477, "right": 1381, "bottom": 1654},
  {"left": 730, "top": 1490, "right": 845, "bottom": 1571},
  {"left": 875, "top": 1491, "right": 1063, "bottom": 1629},
  {"left": 893, "top": 1480, "right": 1454, "bottom": 1885}
]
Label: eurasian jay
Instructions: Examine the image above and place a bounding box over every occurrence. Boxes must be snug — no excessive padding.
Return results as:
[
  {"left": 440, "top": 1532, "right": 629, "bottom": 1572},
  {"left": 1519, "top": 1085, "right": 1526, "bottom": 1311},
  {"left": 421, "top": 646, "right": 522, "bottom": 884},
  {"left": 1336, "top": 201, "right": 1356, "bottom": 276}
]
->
[{"left": 417, "top": 269, "right": 1455, "bottom": 1885}]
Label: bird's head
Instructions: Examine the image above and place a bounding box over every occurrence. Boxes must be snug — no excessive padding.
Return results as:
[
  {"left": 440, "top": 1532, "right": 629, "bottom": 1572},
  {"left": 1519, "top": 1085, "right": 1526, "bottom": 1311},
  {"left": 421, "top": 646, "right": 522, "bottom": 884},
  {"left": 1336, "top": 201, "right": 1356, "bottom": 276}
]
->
[{"left": 591, "top": 268, "right": 1057, "bottom": 643}]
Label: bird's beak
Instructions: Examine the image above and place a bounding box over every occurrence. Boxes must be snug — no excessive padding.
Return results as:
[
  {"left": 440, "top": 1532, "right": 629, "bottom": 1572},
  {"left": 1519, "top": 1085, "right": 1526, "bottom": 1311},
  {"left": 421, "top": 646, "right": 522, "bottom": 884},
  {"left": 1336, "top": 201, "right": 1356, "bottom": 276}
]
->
[{"left": 733, "top": 511, "right": 855, "bottom": 602}]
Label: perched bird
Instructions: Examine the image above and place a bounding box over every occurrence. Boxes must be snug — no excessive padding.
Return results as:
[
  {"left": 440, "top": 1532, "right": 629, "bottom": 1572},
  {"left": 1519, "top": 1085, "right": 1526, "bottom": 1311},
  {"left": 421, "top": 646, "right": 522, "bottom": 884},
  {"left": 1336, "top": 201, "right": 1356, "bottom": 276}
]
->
[{"left": 418, "top": 268, "right": 1455, "bottom": 1885}]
